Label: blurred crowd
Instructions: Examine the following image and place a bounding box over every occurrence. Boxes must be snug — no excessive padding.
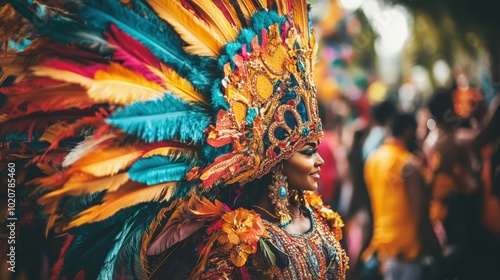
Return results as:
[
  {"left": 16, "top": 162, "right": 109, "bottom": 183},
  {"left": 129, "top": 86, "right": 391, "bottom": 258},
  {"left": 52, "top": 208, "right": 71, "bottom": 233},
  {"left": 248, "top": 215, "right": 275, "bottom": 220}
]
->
[{"left": 316, "top": 85, "right": 500, "bottom": 280}]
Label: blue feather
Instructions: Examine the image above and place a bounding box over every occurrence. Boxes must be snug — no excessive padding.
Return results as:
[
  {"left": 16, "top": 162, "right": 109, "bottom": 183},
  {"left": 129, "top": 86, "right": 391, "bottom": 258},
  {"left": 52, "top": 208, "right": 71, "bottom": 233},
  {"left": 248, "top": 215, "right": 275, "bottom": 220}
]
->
[
  {"left": 106, "top": 94, "right": 211, "bottom": 143},
  {"left": 128, "top": 155, "right": 194, "bottom": 185}
]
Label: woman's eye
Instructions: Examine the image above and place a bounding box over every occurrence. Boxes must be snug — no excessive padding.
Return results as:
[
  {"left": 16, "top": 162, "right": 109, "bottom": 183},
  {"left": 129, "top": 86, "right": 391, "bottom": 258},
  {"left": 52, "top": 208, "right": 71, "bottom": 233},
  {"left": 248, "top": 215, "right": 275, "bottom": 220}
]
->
[{"left": 300, "top": 149, "right": 318, "bottom": 156}]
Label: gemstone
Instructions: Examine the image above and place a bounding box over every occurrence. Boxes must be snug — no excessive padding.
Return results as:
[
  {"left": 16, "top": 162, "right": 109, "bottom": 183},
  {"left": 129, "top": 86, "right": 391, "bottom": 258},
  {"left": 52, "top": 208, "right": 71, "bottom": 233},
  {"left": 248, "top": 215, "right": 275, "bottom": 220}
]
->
[
  {"left": 279, "top": 186, "right": 287, "bottom": 198},
  {"left": 302, "top": 127, "right": 309, "bottom": 136}
]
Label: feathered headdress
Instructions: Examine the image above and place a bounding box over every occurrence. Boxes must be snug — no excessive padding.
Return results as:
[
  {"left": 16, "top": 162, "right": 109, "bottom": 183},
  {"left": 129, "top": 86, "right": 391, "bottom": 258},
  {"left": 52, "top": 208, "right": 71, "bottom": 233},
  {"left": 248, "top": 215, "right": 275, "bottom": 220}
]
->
[{"left": 0, "top": 0, "right": 323, "bottom": 278}]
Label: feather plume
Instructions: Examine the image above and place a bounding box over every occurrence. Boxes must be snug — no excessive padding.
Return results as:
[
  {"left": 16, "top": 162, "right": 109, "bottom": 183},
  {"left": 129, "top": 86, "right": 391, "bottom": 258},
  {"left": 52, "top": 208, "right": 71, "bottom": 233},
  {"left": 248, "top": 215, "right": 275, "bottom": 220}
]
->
[
  {"left": 292, "top": 0, "right": 308, "bottom": 44},
  {"left": 32, "top": 63, "right": 167, "bottom": 105},
  {"left": 188, "top": 196, "right": 226, "bottom": 218},
  {"left": 62, "top": 134, "right": 117, "bottom": 167},
  {"left": 39, "top": 122, "right": 68, "bottom": 143},
  {"left": 217, "top": 0, "right": 243, "bottom": 29},
  {"left": 142, "top": 146, "right": 196, "bottom": 159},
  {"left": 45, "top": 112, "right": 109, "bottom": 152},
  {"left": 147, "top": 0, "right": 223, "bottom": 57},
  {"left": 154, "top": 64, "right": 209, "bottom": 105},
  {"left": 90, "top": 63, "right": 166, "bottom": 104},
  {"left": 98, "top": 214, "right": 137, "bottom": 280},
  {"left": 147, "top": 219, "right": 204, "bottom": 256},
  {"left": 1, "top": 84, "right": 93, "bottom": 118},
  {"left": 106, "top": 94, "right": 211, "bottom": 144},
  {"left": 40, "top": 172, "right": 130, "bottom": 200},
  {"left": 128, "top": 155, "right": 194, "bottom": 185},
  {"left": 68, "top": 181, "right": 176, "bottom": 228},
  {"left": 69, "top": 147, "right": 144, "bottom": 177},
  {"left": 78, "top": 0, "right": 215, "bottom": 92},
  {"left": 105, "top": 24, "right": 163, "bottom": 84},
  {"left": 188, "top": 0, "right": 237, "bottom": 42},
  {"left": 274, "top": 0, "right": 291, "bottom": 16},
  {"left": 237, "top": 0, "right": 258, "bottom": 19}
]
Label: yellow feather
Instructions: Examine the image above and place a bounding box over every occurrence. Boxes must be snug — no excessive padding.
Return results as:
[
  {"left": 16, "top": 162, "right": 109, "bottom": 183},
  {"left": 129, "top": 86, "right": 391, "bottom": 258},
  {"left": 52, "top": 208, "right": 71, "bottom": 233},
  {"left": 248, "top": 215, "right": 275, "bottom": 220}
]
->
[
  {"left": 147, "top": 0, "right": 223, "bottom": 57},
  {"left": 89, "top": 62, "right": 166, "bottom": 104},
  {"left": 255, "top": 0, "right": 268, "bottom": 10},
  {"left": 67, "top": 181, "right": 176, "bottom": 228},
  {"left": 292, "top": 0, "right": 309, "bottom": 44},
  {"left": 32, "top": 63, "right": 167, "bottom": 105},
  {"left": 69, "top": 147, "right": 144, "bottom": 177},
  {"left": 39, "top": 122, "right": 68, "bottom": 143},
  {"left": 142, "top": 147, "right": 196, "bottom": 159},
  {"left": 31, "top": 66, "right": 93, "bottom": 85},
  {"left": 236, "top": 0, "right": 258, "bottom": 20},
  {"left": 218, "top": 0, "right": 243, "bottom": 29},
  {"left": 274, "top": 0, "right": 289, "bottom": 16},
  {"left": 189, "top": 0, "right": 237, "bottom": 42},
  {"left": 154, "top": 64, "right": 209, "bottom": 105},
  {"left": 41, "top": 172, "right": 130, "bottom": 200}
]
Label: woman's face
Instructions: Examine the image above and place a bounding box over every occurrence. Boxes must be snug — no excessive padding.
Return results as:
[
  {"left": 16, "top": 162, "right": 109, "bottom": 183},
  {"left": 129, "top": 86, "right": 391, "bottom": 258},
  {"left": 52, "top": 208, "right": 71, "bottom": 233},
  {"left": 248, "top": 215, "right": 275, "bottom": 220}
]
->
[{"left": 282, "top": 141, "right": 324, "bottom": 191}]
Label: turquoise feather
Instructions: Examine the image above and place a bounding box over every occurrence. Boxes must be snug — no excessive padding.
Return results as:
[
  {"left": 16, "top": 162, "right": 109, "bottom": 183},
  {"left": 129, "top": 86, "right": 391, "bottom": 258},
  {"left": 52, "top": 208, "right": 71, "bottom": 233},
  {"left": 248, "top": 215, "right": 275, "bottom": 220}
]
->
[
  {"left": 106, "top": 94, "right": 211, "bottom": 143},
  {"left": 128, "top": 155, "right": 194, "bottom": 185},
  {"left": 98, "top": 212, "right": 138, "bottom": 280}
]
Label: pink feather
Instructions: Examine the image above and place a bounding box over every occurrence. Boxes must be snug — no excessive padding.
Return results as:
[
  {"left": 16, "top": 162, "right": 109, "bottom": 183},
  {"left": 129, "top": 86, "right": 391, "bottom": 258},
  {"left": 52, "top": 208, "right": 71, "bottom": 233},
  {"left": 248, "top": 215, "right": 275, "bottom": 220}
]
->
[
  {"left": 146, "top": 220, "right": 205, "bottom": 255},
  {"left": 105, "top": 25, "right": 163, "bottom": 83}
]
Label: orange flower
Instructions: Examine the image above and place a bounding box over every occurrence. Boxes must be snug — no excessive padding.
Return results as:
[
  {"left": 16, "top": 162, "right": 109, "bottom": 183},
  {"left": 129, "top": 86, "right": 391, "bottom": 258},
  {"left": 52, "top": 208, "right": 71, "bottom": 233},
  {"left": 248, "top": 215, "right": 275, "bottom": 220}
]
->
[
  {"left": 318, "top": 206, "right": 345, "bottom": 240},
  {"left": 304, "top": 191, "right": 323, "bottom": 208},
  {"left": 217, "top": 208, "right": 267, "bottom": 267}
]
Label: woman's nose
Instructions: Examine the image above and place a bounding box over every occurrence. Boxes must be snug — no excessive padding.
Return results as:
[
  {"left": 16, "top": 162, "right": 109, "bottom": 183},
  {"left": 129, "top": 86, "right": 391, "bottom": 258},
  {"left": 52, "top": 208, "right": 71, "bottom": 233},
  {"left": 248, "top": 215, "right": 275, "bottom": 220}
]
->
[{"left": 315, "top": 153, "right": 324, "bottom": 166}]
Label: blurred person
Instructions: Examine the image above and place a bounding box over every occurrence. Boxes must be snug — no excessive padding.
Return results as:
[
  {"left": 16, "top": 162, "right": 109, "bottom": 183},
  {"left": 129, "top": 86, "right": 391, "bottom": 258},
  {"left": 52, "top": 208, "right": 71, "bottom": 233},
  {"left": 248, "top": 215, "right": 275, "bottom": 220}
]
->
[
  {"left": 362, "top": 114, "right": 441, "bottom": 280},
  {"left": 423, "top": 88, "right": 483, "bottom": 279},
  {"left": 362, "top": 100, "right": 398, "bottom": 161},
  {"left": 317, "top": 100, "right": 341, "bottom": 207}
]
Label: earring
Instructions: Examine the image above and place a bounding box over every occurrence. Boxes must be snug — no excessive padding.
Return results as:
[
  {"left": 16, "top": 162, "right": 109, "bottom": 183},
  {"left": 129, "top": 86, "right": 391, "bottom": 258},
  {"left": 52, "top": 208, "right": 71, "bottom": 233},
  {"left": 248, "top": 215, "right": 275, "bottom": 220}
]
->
[{"left": 268, "top": 164, "right": 292, "bottom": 227}]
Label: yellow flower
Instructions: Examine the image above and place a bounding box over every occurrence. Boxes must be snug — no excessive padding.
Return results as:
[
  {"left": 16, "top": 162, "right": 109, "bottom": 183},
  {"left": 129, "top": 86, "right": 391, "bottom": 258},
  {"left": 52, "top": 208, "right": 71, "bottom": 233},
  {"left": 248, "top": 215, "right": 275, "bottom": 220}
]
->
[
  {"left": 304, "top": 191, "right": 323, "bottom": 208},
  {"left": 217, "top": 208, "right": 267, "bottom": 267}
]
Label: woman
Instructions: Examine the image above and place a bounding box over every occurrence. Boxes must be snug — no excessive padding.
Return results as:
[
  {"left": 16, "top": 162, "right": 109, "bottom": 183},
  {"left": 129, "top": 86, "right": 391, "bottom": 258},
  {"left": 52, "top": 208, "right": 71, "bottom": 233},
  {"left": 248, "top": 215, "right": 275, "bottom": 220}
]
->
[
  {"left": 147, "top": 141, "right": 348, "bottom": 280},
  {"left": 0, "top": 0, "right": 347, "bottom": 279}
]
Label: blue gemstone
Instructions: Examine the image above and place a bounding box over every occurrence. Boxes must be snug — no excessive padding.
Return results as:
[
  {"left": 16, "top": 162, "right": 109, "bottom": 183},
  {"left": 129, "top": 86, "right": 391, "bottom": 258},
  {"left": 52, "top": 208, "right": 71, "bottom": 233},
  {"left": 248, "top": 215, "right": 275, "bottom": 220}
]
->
[
  {"left": 302, "top": 127, "right": 309, "bottom": 136},
  {"left": 279, "top": 186, "right": 287, "bottom": 198},
  {"left": 318, "top": 123, "right": 322, "bottom": 131}
]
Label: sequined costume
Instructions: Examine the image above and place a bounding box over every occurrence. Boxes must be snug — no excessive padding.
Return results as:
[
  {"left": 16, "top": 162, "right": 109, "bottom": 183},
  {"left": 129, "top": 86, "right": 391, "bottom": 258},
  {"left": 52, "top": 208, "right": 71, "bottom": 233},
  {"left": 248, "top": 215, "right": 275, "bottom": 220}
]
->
[{"left": 198, "top": 195, "right": 348, "bottom": 280}]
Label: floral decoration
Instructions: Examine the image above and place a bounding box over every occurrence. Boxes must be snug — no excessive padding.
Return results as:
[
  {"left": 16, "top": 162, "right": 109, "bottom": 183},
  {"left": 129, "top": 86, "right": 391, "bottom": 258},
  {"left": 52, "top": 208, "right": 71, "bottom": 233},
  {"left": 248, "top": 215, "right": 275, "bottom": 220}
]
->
[
  {"left": 305, "top": 191, "right": 344, "bottom": 240},
  {"left": 216, "top": 208, "right": 268, "bottom": 267}
]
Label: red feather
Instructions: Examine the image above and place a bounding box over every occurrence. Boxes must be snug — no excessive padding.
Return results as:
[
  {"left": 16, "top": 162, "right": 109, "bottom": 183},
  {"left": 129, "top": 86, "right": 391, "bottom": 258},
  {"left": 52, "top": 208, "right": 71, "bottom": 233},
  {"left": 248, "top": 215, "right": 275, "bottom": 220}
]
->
[
  {"left": 1, "top": 84, "right": 94, "bottom": 117},
  {"left": 51, "top": 234, "right": 76, "bottom": 280}
]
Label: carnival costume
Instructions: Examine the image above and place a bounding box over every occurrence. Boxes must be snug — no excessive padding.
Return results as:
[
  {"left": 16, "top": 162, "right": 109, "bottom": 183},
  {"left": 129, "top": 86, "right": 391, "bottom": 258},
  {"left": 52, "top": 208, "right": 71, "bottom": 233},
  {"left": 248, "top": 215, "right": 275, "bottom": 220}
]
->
[{"left": 0, "top": 0, "right": 348, "bottom": 279}]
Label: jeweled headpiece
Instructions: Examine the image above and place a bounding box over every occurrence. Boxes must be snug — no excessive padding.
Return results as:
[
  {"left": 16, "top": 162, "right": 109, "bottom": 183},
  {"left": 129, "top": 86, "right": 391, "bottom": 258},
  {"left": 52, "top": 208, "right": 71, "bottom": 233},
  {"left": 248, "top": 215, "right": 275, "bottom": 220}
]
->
[{"left": 200, "top": 15, "right": 323, "bottom": 187}]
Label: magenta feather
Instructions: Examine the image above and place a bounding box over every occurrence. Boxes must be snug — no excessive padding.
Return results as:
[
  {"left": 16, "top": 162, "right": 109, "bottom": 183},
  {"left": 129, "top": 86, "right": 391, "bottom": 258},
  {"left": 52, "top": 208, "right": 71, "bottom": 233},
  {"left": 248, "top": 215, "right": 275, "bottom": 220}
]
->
[
  {"left": 42, "top": 59, "right": 107, "bottom": 78},
  {"left": 105, "top": 24, "right": 163, "bottom": 84}
]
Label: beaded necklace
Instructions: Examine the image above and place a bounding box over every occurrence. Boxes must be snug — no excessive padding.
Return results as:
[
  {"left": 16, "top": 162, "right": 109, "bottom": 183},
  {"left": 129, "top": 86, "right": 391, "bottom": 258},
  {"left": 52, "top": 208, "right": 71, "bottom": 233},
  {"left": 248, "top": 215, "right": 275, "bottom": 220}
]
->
[{"left": 261, "top": 207, "right": 348, "bottom": 280}]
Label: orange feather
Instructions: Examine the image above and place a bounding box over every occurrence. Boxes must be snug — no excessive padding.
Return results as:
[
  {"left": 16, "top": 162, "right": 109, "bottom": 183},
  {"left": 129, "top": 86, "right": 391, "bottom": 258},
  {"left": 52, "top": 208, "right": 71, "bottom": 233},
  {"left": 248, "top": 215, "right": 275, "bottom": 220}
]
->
[
  {"left": 67, "top": 181, "right": 177, "bottom": 228},
  {"left": 189, "top": 0, "right": 237, "bottom": 42},
  {"left": 68, "top": 147, "right": 144, "bottom": 177}
]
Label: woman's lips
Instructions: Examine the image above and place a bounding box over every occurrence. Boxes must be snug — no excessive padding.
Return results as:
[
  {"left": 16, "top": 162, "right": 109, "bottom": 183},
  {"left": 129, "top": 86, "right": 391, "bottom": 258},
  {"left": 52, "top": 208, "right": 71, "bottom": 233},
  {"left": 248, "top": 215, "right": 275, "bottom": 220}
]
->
[{"left": 310, "top": 172, "right": 320, "bottom": 180}]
